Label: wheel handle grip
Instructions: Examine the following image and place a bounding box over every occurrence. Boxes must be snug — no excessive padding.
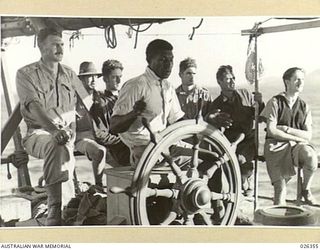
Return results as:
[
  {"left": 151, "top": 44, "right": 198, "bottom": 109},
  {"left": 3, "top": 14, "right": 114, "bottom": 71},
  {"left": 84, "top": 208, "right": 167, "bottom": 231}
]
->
[
  {"left": 110, "top": 186, "right": 133, "bottom": 197},
  {"left": 231, "top": 133, "right": 245, "bottom": 149}
]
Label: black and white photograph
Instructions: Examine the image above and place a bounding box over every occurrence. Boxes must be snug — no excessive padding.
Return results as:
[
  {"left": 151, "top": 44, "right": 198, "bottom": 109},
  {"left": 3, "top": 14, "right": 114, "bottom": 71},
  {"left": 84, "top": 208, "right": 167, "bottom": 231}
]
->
[{"left": 1, "top": 2, "right": 320, "bottom": 242}]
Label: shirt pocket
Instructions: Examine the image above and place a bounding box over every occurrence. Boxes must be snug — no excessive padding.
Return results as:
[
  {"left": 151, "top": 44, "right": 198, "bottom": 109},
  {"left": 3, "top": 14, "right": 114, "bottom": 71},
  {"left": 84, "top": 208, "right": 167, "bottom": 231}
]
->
[
  {"left": 60, "top": 82, "right": 77, "bottom": 108},
  {"left": 33, "top": 85, "right": 47, "bottom": 107},
  {"left": 34, "top": 70, "right": 55, "bottom": 109},
  {"left": 45, "top": 86, "right": 57, "bottom": 109}
]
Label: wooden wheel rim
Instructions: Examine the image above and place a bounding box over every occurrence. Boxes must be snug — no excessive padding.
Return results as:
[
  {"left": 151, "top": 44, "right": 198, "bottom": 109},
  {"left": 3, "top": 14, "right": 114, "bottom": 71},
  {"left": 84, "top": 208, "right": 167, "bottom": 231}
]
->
[{"left": 131, "top": 120, "right": 241, "bottom": 226}]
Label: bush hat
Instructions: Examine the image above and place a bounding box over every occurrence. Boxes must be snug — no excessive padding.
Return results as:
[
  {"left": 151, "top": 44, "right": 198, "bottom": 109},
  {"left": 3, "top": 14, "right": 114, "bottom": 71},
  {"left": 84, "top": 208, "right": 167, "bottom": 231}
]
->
[{"left": 78, "top": 61, "right": 102, "bottom": 77}]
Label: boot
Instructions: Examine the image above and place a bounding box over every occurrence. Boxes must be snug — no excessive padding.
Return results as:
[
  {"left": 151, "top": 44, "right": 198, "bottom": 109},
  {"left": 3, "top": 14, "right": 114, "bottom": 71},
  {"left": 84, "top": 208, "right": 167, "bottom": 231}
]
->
[
  {"left": 301, "top": 189, "right": 318, "bottom": 205},
  {"left": 243, "top": 175, "right": 254, "bottom": 197},
  {"left": 46, "top": 203, "right": 62, "bottom": 226},
  {"left": 45, "top": 183, "right": 62, "bottom": 226}
]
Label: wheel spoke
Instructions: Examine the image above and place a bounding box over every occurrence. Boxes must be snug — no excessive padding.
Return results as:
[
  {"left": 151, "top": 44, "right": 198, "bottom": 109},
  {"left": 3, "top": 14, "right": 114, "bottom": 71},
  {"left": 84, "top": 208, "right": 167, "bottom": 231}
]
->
[
  {"left": 191, "top": 134, "right": 200, "bottom": 169},
  {"left": 161, "top": 153, "right": 188, "bottom": 184},
  {"left": 146, "top": 188, "right": 179, "bottom": 199},
  {"left": 198, "top": 148, "right": 219, "bottom": 158},
  {"left": 205, "top": 153, "right": 230, "bottom": 179},
  {"left": 199, "top": 211, "right": 213, "bottom": 225},
  {"left": 202, "top": 207, "right": 214, "bottom": 214},
  {"left": 133, "top": 120, "right": 241, "bottom": 226},
  {"left": 160, "top": 211, "right": 178, "bottom": 225},
  {"left": 211, "top": 191, "right": 236, "bottom": 202},
  {"left": 177, "top": 158, "right": 191, "bottom": 170},
  {"left": 184, "top": 214, "right": 194, "bottom": 225}
]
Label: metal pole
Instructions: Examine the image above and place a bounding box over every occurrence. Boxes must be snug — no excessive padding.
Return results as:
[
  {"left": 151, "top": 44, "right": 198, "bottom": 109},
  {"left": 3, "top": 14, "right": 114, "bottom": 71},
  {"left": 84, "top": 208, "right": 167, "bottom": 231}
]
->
[{"left": 253, "top": 33, "right": 259, "bottom": 211}]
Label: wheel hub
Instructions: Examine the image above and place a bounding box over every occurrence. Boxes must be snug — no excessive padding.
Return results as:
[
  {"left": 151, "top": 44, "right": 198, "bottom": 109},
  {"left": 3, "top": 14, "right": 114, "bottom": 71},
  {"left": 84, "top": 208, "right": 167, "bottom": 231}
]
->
[{"left": 181, "top": 179, "right": 211, "bottom": 214}]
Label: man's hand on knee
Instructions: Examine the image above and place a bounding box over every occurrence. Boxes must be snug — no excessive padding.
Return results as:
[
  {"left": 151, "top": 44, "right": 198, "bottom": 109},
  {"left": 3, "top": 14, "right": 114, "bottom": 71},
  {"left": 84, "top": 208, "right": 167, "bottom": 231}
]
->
[{"left": 52, "top": 129, "right": 72, "bottom": 145}]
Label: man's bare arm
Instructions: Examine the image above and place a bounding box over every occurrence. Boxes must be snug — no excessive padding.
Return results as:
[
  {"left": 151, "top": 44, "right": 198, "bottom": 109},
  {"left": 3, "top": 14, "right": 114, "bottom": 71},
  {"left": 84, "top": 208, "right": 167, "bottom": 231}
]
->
[
  {"left": 110, "top": 111, "right": 139, "bottom": 134},
  {"left": 110, "top": 98, "right": 146, "bottom": 134},
  {"left": 277, "top": 125, "right": 312, "bottom": 142},
  {"left": 267, "top": 120, "right": 308, "bottom": 143}
]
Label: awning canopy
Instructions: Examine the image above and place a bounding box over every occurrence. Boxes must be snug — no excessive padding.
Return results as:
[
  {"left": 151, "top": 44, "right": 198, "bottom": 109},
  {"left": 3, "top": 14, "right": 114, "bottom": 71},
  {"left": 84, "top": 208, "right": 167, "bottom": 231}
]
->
[
  {"left": 1, "top": 16, "right": 180, "bottom": 39},
  {"left": 241, "top": 17, "right": 320, "bottom": 36}
]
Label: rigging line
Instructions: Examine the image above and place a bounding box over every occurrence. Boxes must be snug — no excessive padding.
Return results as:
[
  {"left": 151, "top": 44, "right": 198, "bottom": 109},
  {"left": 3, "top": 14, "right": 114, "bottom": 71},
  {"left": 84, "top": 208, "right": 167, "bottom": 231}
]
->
[
  {"left": 248, "top": 21, "right": 263, "bottom": 46},
  {"left": 127, "top": 19, "right": 153, "bottom": 49},
  {"left": 128, "top": 19, "right": 153, "bottom": 32},
  {"left": 189, "top": 18, "right": 204, "bottom": 40},
  {"left": 141, "top": 32, "right": 241, "bottom": 36},
  {"left": 33, "top": 34, "right": 36, "bottom": 48},
  {"left": 134, "top": 24, "right": 140, "bottom": 49},
  {"left": 274, "top": 17, "right": 320, "bottom": 20},
  {"left": 69, "top": 30, "right": 81, "bottom": 49},
  {"left": 257, "top": 17, "right": 274, "bottom": 25},
  {"left": 70, "top": 32, "right": 241, "bottom": 36},
  {"left": 89, "top": 18, "right": 106, "bottom": 29},
  {"left": 44, "top": 18, "right": 75, "bottom": 31},
  {"left": 104, "top": 25, "right": 117, "bottom": 49}
]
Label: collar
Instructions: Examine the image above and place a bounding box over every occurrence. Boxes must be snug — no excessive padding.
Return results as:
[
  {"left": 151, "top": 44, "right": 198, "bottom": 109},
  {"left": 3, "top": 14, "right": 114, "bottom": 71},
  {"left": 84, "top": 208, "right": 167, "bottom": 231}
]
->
[
  {"left": 38, "top": 59, "right": 67, "bottom": 76},
  {"left": 104, "top": 89, "right": 118, "bottom": 97},
  {"left": 145, "top": 67, "right": 161, "bottom": 82},
  {"left": 176, "top": 84, "right": 198, "bottom": 95},
  {"left": 281, "top": 91, "right": 299, "bottom": 107},
  {"left": 221, "top": 90, "right": 236, "bottom": 102},
  {"left": 145, "top": 67, "right": 169, "bottom": 88}
]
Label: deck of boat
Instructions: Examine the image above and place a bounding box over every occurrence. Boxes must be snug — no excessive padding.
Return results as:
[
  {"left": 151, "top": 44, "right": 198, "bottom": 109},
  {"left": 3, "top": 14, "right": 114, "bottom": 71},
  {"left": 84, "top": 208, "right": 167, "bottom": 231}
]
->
[{"left": 1, "top": 154, "right": 319, "bottom": 226}]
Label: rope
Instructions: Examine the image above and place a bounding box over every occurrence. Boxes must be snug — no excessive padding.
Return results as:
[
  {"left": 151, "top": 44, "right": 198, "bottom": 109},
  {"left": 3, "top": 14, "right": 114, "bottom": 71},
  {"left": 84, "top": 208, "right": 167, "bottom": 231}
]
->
[
  {"left": 189, "top": 18, "right": 204, "bottom": 40},
  {"left": 275, "top": 17, "right": 320, "bottom": 20},
  {"left": 129, "top": 22, "right": 153, "bottom": 32},
  {"left": 6, "top": 163, "right": 12, "bottom": 179},
  {"left": 88, "top": 19, "right": 119, "bottom": 49},
  {"left": 89, "top": 18, "right": 106, "bottom": 29},
  {"left": 5, "top": 150, "right": 29, "bottom": 180},
  {"left": 104, "top": 25, "right": 117, "bottom": 49},
  {"left": 8, "top": 150, "right": 29, "bottom": 169},
  {"left": 128, "top": 20, "right": 153, "bottom": 49},
  {"left": 257, "top": 17, "right": 273, "bottom": 26},
  {"left": 134, "top": 25, "right": 140, "bottom": 49},
  {"left": 69, "top": 30, "right": 81, "bottom": 49},
  {"left": 34, "top": 34, "right": 37, "bottom": 48}
]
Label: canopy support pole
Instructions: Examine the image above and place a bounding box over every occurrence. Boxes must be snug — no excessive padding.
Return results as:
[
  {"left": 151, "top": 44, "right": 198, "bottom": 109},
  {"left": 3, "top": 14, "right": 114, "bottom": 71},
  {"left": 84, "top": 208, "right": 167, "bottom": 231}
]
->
[
  {"left": 1, "top": 48, "right": 31, "bottom": 187},
  {"left": 253, "top": 32, "right": 260, "bottom": 211}
]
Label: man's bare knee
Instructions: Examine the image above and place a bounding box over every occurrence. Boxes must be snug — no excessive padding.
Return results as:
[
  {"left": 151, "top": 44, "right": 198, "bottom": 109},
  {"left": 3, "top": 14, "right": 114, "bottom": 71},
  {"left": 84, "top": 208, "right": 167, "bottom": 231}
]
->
[
  {"left": 299, "top": 145, "right": 318, "bottom": 171},
  {"left": 92, "top": 147, "right": 106, "bottom": 162}
]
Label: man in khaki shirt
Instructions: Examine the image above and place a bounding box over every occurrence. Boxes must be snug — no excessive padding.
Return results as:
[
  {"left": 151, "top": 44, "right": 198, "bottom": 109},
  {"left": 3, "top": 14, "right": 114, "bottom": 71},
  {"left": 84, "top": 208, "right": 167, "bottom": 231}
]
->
[
  {"left": 175, "top": 57, "right": 214, "bottom": 120},
  {"left": 74, "top": 61, "right": 107, "bottom": 187},
  {"left": 16, "top": 28, "right": 79, "bottom": 226}
]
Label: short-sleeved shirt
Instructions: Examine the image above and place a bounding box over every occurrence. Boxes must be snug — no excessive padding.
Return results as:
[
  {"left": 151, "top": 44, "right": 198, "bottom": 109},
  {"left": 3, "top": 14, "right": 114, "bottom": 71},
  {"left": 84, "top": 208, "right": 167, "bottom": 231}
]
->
[
  {"left": 89, "top": 89, "right": 122, "bottom": 145},
  {"left": 209, "top": 88, "right": 255, "bottom": 142},
  {"left": 16, "top": 60, "right": 79, "bottom": 136},
  {"left": 90, "top": 90, "right": 118, "bottom": 132},
  {"left": 75, "top": 92, "right": 95, "bottom": 142},
  {"left": 112, "top": 67, "right": 184, "bottom": 148},
  {"left": 76, "top": 94, "right": 93, "bottom": 133},
  {"left": 261, "top": 92, "right": 313, "bottom": 182},
  {"left": 175, "top": 85, "right": 214, "bottom": 119},
  {"left": 260, "top": 92, "right": 312, "bottom": 131}
]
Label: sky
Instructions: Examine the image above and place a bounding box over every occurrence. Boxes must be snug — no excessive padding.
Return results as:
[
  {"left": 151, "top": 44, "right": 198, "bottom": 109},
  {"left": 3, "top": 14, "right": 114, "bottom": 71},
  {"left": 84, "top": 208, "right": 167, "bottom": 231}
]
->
[{"left": 2, "top": 16, "right": 320, "bottom": 94}]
